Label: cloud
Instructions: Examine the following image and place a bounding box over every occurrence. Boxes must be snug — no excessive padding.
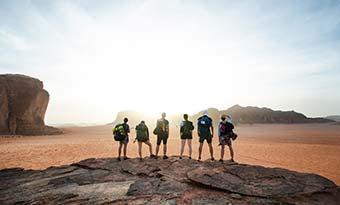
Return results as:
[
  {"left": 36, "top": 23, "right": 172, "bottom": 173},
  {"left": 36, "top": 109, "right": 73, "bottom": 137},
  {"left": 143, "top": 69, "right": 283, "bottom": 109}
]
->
[{"left": 1, "top": 0, "right": 340, "bottom": 123}]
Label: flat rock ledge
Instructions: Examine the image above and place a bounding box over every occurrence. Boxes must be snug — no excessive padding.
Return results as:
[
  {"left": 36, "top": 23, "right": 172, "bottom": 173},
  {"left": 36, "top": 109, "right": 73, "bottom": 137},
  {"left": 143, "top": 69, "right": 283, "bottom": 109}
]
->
[{"left": 0, "top": 156, "right": 339, "bottom": 205}]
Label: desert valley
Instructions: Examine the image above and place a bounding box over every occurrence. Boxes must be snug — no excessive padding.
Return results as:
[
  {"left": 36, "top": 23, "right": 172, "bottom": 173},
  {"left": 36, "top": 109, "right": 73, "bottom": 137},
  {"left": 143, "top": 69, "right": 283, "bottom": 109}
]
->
[{"left": 1, "top": 123, "right": 340, "bottom": 185}]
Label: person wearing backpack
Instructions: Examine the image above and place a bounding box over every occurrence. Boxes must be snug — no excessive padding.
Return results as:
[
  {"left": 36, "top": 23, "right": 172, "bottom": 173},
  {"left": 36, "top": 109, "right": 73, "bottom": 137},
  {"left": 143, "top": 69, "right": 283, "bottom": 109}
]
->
[
  {"left": 112, "top": 117, "right": 130, "bottom": 161},
  {"left": 218, "top": 114, "right": 236, "bottom": 162},
  {"left": 134, "top": 121, "right": 155, "bottom": 161},
  {"left": 179, "top": 114, "right": 194, "bottom": 159},
  {"left": 197, "top": 111, "right": 214, "bottom": 161},
  {"left": 154, "top": 112, "right": 169, "bottom": 159}
]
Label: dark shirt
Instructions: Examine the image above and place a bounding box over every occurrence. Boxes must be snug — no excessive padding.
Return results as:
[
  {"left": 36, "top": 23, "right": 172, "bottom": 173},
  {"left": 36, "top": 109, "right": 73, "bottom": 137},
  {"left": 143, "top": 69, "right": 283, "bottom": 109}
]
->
[{"left": 122, "top": 123, "right": 130, "bottom": 136}]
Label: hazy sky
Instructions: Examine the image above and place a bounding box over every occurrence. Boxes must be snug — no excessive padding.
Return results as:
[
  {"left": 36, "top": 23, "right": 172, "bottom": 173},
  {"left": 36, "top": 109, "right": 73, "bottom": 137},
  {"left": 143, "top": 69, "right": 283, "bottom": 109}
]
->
[{"left": 1, "top": 0, "right": 340, "bottom": 124}]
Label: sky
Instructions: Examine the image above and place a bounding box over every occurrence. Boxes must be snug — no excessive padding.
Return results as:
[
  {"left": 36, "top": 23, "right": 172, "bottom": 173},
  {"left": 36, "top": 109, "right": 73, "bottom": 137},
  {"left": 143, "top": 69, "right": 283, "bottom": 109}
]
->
[{"left": 1, "top": 0, "right": 340, "bottom": 124}]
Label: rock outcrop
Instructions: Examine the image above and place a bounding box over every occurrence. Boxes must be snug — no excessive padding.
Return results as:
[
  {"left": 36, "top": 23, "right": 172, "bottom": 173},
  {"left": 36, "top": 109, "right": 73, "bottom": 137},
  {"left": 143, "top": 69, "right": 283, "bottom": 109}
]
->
[
  {"left": 0, "top": 156, "right": 338, "bottom": 204},
  {"left": 0, "top": 74, "right": 61, "bottom": 135}
]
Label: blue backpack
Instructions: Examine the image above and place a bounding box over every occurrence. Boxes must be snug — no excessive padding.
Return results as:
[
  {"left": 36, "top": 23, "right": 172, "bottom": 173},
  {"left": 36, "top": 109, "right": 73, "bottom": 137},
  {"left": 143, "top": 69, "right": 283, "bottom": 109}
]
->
[{"left": 197, "top": 116, "right": 212, "bottom": 136}]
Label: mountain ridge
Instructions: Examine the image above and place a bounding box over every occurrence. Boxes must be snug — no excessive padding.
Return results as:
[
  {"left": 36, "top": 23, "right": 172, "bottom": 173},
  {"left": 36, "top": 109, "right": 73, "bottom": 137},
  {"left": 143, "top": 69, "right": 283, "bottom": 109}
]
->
[{"left": 110, "top": 105, "right": 334, "bottom": 127}]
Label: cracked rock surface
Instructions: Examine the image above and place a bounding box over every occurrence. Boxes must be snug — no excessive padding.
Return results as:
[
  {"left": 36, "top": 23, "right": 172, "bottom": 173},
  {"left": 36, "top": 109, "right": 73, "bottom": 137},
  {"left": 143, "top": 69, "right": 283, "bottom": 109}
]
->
[{"left": 0, "top": 156, "right": 339, "bottom": 204}]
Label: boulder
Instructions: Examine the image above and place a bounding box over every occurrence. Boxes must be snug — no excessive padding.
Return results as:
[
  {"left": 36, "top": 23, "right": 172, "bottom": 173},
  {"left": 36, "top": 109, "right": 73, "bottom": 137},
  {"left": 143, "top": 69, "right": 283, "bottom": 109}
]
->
[
  {"left": 187, "top": 164, "right": 336, "bottom": 197},
  {"left": 0, "top": 156, "right": 339, "bottom": 204},
  {"left": 0, "top": 74, "right": 61, "bottom": 135}
]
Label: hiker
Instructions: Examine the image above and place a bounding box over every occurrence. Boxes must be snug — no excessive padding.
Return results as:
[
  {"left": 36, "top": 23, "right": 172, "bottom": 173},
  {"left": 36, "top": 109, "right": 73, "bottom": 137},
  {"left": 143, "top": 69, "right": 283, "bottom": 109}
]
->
[
  {"left": 179, "top": 114, "right": 194, "bottom": 159},
  {"left": 134, "top": 121, "right": 155, "bottom": 160},
  {"left": 218, "top": 114, "right": 237, "bottom": 162},
  {"left": 154, "top": 112, "right": 169, "bottom": 159},
  {"left": 197, "top": 111, "right": 214, "bottom": 161},
  {"left": 112, "top": 117, "right": 130, "bottom": 161}
]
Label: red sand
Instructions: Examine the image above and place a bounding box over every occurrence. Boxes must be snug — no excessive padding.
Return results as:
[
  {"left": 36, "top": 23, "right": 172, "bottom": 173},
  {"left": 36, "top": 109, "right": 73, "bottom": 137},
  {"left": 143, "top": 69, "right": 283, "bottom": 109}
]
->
[{"left": 1, "top": 123, "right": 340, "bottom": 184}]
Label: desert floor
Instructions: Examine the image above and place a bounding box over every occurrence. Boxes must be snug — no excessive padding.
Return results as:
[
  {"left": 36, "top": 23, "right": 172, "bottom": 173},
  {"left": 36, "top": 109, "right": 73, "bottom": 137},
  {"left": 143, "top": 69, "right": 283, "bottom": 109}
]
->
[{"left": 1, "top": 123, "right": 340, "bottom": 184}]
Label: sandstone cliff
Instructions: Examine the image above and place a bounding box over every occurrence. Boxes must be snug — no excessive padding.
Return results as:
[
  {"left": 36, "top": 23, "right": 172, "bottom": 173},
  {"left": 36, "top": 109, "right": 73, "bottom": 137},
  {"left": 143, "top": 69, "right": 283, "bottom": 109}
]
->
[
  {"left": 0, "top": 156, "right": 338, "bottom": 204},
  {"left": 0, "top": 74, "right": 61, "bottom": 135}
]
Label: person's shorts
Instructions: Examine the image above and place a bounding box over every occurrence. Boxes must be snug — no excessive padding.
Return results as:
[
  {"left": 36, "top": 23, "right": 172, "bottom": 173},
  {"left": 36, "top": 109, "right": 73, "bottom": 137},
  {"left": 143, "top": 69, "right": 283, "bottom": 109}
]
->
[
  {"left": 157, "top": 134, "right": 168, "bottom": 145},
  {"left": 180, "top": 133, "right": 192, "bottom": 140},
  {"left": 137, "top": 137, "right": 149, "bottom": 143},
  {"left": 120, "top": 136, "right": 129, "bottom": 144},
  {"left": 219, "top": 135, "right": 232, "bottom": 146},
  {"left": 199, "top": 134, "right": 212, "bottom": 144}
]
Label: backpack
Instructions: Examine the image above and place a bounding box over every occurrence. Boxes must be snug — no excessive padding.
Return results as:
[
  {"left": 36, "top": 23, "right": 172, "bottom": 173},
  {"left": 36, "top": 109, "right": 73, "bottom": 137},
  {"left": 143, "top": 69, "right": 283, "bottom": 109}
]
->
[
  {"left": 219, "top": 121, "right": 238, "bottom": 140},
  {"left": 136, "top": 124, "right": 148, "bottom": 141},
  {"left": 197, "top": 116, "right": 212, "bottom": 136},
  {"left": 113, "top": 124, "right": 127, "bottom": 141},
  {"left": 181, "top": 121, "right": 194, "bottom": 136},
  {"left": 219, "top": 122, "right": 228, "bottom": 136}
]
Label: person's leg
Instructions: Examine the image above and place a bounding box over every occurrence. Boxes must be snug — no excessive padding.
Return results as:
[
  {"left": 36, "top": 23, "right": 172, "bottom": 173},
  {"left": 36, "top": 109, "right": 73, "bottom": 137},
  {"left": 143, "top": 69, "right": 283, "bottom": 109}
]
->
[
  {"left": 163, "top": 137, "right": 168, "bottom": 158},
  {"left": 138, "top": 141, "right": 142, "bottom": 159},
  {"left": 156, "top": 135, "right": 161, "bottom": 157},
  {"left": 220, "top": 145, "right": 225, "bottom": 161},
  {"left": 123, "top": 143, "right": 128, "bottom": 158},
  {"left": 198, "top": 143, "right": 203, "bottom": 161},
  {"left": 228, "top": 144, "right": 234, "bottom": 161},
  {"left": 180, "top": 139, "right": 186, "bottom": 158},
  {"left": 163, "top": 143, "right": 167, "bottom": 156},
  {"left": 188, "top": 139, "right": 192, "bottom": 159},
  {"left": 118, "top": 142, "right": 123, "bottom": 160},
  {"left": 145, "top": 140, "right": 153, "bottom": 156},
  {"left": 208, "top": 143, "right": 214, "bottom": 160}
]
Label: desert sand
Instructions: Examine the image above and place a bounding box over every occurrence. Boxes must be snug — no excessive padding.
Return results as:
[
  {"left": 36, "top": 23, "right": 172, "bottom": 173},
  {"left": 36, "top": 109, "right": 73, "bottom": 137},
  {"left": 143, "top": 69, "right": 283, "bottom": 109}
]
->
[{"left": 1, "top": 123, "right": 340, "bottom": 184}]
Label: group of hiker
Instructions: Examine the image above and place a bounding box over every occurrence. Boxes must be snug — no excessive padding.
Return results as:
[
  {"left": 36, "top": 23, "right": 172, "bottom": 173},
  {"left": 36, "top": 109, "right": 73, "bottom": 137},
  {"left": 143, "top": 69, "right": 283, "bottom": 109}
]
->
[{"left": 112, "top": 111, "right": 237, "bottom": 162}]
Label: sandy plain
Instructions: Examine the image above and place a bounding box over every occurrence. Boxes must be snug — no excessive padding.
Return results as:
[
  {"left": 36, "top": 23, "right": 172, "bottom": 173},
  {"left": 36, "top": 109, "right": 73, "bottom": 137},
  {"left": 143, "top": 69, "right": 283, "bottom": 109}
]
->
[{"left": 1, "top": 123, "right": 339, "bottom": 184}]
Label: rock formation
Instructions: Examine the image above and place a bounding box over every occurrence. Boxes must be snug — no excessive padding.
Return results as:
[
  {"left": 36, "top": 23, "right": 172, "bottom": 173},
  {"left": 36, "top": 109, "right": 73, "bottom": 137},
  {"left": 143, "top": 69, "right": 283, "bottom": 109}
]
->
[
  {"left": 0, "top": 156, "right": 338, "bottom": 204},
  {"left": 223, "top": 105, "right": 334, "bottom": 124},
  {"left": 111, "top": 105, "right": 334, "bottom": 129},
  {"left": 0, "top": 74, "right": 61, "bottom": 135}
]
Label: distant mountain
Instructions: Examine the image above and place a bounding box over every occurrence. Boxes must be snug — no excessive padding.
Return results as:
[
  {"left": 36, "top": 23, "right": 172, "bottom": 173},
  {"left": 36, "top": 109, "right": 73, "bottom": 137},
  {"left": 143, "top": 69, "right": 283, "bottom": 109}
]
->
[
  {"left": 325, "top": 115, "right": 340, "bottom": 122},
  {"left": 223, "top": 105, "right": 333, "bottom": 124},
  {"left": 109, "top": 105, "right": 334, "bottom": 127}
]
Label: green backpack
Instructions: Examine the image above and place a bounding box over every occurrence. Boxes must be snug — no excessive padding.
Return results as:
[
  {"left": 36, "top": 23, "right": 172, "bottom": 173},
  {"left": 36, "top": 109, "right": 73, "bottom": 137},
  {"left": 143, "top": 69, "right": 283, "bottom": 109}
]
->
[{"left": 113, "top": 124, "right": 126, "bottom": 141}]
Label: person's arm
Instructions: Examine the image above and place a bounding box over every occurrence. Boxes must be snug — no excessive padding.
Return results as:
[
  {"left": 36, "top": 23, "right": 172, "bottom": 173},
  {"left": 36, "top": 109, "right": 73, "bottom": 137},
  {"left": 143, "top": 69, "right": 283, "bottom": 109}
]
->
[
  {"left": 146, "top": 127, "right": 149, "bottom": 138},
  {"left": 180, "top": 124, "right": 183, "bottom": 136},
  {"left": 127, "top": 124, "right": 130, "bottom": 133},
  {"left": 166, "top": 120, "right": 169, "bottom": 133},
  {"left": 211, "top": 125, "right": 214, "bottom": 138}
]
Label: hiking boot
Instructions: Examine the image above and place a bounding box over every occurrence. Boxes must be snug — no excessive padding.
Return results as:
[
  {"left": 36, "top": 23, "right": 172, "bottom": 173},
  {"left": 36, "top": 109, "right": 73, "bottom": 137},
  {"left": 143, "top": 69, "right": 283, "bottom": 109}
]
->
[
  {"left": 150, "top": 154, "right": 156, "bottom": 158},
  {"left": 123, "top": 156, "right": 129, "bottom": 160},
  {"left": 139, "top": 158, "right": 143, "bottom": 161},
  {"left": 179, "top": 156, "right": 182, "bottom": 159},
  {"left": 117, "top": 157, "right": 121, "bottom": 161},
  {"left": 189, "top": 157, "right": 192, "bottom": 159},
  {"left": 219, "top": 159, "right": 223, "bottom": 162},
  {"left": 230, "top": 159, "right": 235, "bottom": 163},
  {"left": 197, "top": 157, "right": 201, "bottom": 162},
  {"left": 211, "top": 158, "right": 215, "bottom": 161},
  {"left": 163, "top": 155, "right": 169, "bottom": 160}
]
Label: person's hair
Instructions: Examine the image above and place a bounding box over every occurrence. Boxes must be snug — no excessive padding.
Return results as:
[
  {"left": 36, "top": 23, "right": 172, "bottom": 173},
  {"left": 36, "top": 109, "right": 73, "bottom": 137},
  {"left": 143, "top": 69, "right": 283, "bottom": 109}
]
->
[
  {"left": 162, "top": 112, "right": 166, "bottom": 118},
  {"left": 183, "top": 114, "right": 188, "bottom": 120},
  {"left": 123, "top": 117, "right": 128, "bottom": 123},
  {"left": 221, "top": 114, "right": 226, "bottom": 121},
  {"left": 141, "top": 120, "right": 145, "bottom": 123}
]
